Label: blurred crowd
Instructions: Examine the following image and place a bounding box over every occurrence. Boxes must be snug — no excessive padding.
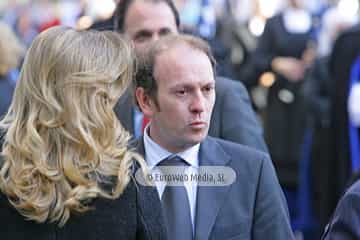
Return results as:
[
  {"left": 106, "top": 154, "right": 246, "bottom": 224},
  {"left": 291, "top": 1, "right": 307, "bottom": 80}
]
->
[{"left": 1, "top": 0, "right": 360, "bottom": 239}]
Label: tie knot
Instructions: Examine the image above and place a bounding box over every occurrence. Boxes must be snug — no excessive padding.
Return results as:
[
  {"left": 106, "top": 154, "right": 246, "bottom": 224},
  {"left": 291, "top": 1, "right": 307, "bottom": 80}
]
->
[
  {"left": 156, "top": 156, "right": 189, "bottom": 184},
  {"left": 158, "top": 155, "right": 189, "bottom": 167}
]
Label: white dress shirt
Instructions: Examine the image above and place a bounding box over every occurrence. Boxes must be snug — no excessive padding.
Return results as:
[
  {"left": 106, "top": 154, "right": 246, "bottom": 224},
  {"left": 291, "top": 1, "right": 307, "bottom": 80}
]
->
[{"left": 143, "top": 125, "right": 199, "bottom": 230}]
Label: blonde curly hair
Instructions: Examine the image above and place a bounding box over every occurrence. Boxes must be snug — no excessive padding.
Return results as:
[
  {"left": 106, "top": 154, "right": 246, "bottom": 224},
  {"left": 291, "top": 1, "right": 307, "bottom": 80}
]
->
[{"left": 0, "top": 26, "right": 146, "bottom": 226}]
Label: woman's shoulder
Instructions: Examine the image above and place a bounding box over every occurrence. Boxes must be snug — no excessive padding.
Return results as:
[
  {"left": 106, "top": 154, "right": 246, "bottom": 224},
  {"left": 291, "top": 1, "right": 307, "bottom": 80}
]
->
[{"left": 0, "top": 179, "right": 139, "bottom": 239}]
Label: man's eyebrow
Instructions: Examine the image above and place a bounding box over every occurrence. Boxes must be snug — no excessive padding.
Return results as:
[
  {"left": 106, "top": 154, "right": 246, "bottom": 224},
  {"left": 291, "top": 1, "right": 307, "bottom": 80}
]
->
[
  {"left": 169, "top": 83, "right": 192, "bottom": 90},
  {"left": 169, "top": 81, "right": 214, "bottom": 90},
  {"left": 159, "top": 27, "right": 172, "bottom": 33},
  {"left": 134, "top": 30, "right": 152, "bottom": 37}
]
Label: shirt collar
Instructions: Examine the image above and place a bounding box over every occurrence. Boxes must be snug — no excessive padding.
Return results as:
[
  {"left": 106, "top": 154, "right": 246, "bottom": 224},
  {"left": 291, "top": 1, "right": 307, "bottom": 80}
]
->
[{"left": 143, "top": 125, "right": 200, "bottom": 169}]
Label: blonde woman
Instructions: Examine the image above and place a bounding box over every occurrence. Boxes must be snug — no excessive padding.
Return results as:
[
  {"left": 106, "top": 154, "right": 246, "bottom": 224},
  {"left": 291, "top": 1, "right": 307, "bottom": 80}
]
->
[{"left": 0, "top": 26, "right": 166, "bottom": 239}]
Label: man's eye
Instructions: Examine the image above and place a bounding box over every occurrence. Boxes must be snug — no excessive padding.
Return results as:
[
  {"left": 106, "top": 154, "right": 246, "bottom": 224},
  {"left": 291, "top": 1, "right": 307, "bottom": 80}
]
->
[
  {"left": 203, "top": 86, "right": 214, "bottom": 93},
  {"left": 176, "top": 90, "right": 186, "bottom": 96},
  {"left": 133, "top": 32, "right": 151, "bottom": 42},
  {"left": 134, "top": 35, "right": 148, "bottom": 42},
  {"left": 159, "top": 29, "right": 172, "bottom": 36}
]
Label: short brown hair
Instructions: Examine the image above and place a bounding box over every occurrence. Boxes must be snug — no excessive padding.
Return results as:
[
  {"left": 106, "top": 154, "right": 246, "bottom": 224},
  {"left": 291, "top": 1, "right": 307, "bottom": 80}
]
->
[{"left": 135, "top": 34, "right": 216, "bottom": 103}]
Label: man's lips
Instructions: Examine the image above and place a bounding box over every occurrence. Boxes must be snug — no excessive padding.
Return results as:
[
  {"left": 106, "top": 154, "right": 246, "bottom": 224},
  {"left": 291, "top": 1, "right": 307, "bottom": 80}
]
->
[{"left": 189, "top": 121, "right": 207, "bottom": 129}]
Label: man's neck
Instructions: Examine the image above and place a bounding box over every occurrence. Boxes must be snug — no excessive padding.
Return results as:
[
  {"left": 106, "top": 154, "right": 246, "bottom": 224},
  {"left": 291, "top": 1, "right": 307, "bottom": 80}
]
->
[{"left": 147, "top": 126, "right": 194, "bottom": 153}]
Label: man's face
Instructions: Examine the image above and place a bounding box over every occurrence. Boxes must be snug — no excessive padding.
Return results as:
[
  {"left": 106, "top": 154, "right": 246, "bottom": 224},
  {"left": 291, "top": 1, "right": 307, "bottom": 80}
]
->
[
  {"left": 142, "top": 44, "right": 215, "bottom": 152},
  {"left": 124, "top": 0, "right": 178, "bottom": 55}
]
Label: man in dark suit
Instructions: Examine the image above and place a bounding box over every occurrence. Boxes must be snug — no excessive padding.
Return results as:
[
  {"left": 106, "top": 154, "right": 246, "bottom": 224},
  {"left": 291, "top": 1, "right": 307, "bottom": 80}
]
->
[
  {"left": 113, "top": 0, "right": 268, "bottom": 152},
  {"left": 322, "top": 177, "right": 360, "bottom": 239},
  {"left": 323, "top": 24, "right": 360, "bottom": 227},
  {"left": 133, "top": 33, "right": 294, "bottom": 239}
]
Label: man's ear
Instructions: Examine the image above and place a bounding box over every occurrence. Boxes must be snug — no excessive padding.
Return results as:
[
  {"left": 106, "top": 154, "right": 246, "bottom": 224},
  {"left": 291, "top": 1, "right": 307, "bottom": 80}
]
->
[{"left": 135, "top": 87, "right": 155, "bottom": 117}]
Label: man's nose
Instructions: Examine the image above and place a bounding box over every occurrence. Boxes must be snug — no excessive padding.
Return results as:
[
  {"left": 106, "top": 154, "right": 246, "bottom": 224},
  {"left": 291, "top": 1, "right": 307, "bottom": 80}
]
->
[
  {"left": 189, "top": 92, "right": 206, "bottom": 114},
  {"left": 141, "top": 35, "right": 161, "bottom": 55},
  {"left": 151, "top": 34, "right": 161, "bottom": 43}
]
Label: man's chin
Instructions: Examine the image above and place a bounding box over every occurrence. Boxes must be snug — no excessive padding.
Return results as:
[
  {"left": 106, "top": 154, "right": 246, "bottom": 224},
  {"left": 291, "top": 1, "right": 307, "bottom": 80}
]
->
[
  {"left": 186, "top": 132, "right": 208, "bottom": 145},
  {"left": 166, "top": 133, "right": 206, "bottom": 153}
]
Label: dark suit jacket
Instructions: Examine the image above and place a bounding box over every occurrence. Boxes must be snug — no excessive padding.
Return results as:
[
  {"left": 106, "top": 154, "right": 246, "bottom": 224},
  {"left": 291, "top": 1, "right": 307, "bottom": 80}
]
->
[
  {"left": 135, "top": 136, "right": 294, "bottom": 239},
  {"left": 322, "top": 179, "right": 360, "bottom": 240},
  {"left": 114, "top": 76, "right": 268, "bottom": 152}
]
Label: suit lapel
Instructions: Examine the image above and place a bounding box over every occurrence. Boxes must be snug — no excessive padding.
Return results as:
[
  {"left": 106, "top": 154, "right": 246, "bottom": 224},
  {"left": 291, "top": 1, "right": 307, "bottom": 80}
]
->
[{"left": 194, "top": 137, "right": 232, "bottom": 240}]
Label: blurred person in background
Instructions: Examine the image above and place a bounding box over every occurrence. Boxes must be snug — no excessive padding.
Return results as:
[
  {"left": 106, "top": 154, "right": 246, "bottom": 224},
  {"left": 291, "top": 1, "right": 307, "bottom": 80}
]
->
[
  {"left": 13, "top": 5, "right": 39, "bottom": 47},
  {"left": 321, "top": 171, "right": 360, "bottom": 239},
  {"left": 89, "top": 0, "right": 121, "bottom": 30},
  {"left": 2, "top": 0, "right": 62, "bottom": 48},
  {"left": 178, "top": 0, "right": 235, "bottom": 79},
  {"left": 327, "top": 21, "right": 360, "bottom": 238},
  {"left": 34, "top": 0, "right": 61, "bottom": 32},
  {"left": 248, "top": 0, "right": 315, "bottom": 228},
  {"left": 0, "top": 26, "right": 166, "bottom": 239},
  {"left": 302, "top": 4, "right": 357, "bottom": 233},
  {"left": 215, "top": 0, "right": 258, "bottom": 86},
  {"left": 0, "top": 21, "right": 25, "bottom": 118}
]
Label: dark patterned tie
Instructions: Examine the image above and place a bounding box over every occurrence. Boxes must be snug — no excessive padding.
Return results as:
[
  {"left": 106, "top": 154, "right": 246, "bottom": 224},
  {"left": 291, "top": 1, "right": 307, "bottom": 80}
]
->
[{"left": 158, "top": 156, "right": 193, "bottom": 240}]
